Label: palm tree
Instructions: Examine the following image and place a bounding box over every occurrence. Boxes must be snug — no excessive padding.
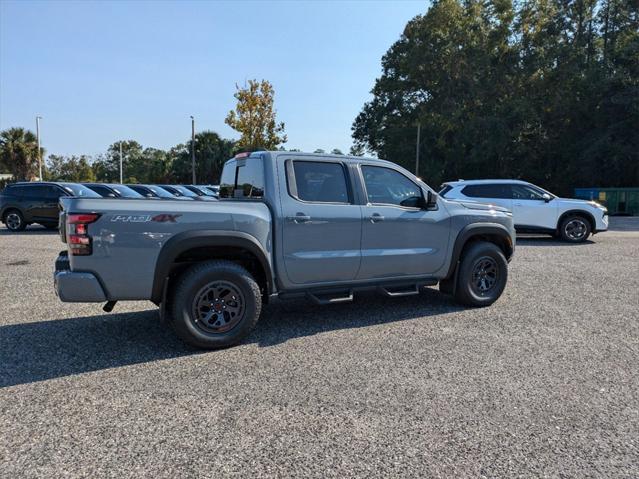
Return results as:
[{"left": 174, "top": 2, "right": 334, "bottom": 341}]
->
[{"left": 0, "top": 127, "right": 42, "bottom": 180}]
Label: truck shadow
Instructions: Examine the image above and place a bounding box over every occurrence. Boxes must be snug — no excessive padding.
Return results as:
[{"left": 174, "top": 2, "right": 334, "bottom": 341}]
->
[{"left": 0, "top": 288, "right": 461, "bottom": 388}]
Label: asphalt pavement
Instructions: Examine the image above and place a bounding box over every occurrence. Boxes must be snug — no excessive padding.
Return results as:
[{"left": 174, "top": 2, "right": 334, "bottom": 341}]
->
[{"left": 1, "top": 219, "right": 637, "bottom": 477}]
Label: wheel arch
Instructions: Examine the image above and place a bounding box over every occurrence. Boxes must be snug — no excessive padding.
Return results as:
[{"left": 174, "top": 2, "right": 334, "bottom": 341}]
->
[
  {"left": 151, "top": 230, "right": 273, "bottom": 304},
  {"left": 557, "top": 209, "right": 596, "bottom": 232},
  {"left": 445, "top": 223, "right": 514, "bottom": 279}
]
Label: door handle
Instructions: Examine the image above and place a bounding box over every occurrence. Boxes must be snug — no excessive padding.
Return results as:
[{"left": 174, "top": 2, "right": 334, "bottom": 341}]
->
[
  {"left": 369, "top": 213, "right": 385, "bottom": 223},
  {"left": 287, "top": 214, "right": 311, "bottom": 224},
  {"left": 513, "top": 202, "right": 523, "bottom": 206}
]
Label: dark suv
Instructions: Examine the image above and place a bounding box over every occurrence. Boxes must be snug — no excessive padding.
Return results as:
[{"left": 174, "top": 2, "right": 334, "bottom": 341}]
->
[{"left": 0, "top": 182, "right": 100, "bottom": 231}]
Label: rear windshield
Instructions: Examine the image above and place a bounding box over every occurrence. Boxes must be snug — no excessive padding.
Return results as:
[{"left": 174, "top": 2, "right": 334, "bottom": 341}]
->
[
  {"left": 60, "top": 183, "right": 102, "bottom": 197},
  {"left": 219, "top": 158, "right": 264, "bottom": 199}
]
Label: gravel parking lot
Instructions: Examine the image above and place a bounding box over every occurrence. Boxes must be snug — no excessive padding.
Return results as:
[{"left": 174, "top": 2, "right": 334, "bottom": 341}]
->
[{"left": 1, "top": 219, "right": 638, "bottom": 478}]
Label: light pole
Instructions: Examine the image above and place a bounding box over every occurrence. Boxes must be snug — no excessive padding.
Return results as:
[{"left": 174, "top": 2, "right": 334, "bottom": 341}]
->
[
  {"left": 415, "top": 123, "right": 421, "bottom": 177},
  {"left": 119, "top": 142, "right": 123, "bottom": 184},
  {"left": 36, "top": 116, "right": 42, "bottom": 180},
  {"left": 190, "top": 116, "right": 196, "bottom": 184}
]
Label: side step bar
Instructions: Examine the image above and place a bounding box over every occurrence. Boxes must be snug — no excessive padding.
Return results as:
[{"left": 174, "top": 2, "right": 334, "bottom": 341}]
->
[
  {"left": 378, "top": 285, "right": 420, "bottom": 298},
  {"left": 279, "top": 278, "right": 439, "bottom": 305},
  {"left": 307, "top": 290, "right": 354, "bottom": 305}
]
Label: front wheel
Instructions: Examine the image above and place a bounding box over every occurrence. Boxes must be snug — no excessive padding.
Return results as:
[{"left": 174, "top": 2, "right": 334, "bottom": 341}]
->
[
  {"left": 170, "top": 260, "right": 262, "bottom": 349},
  {"left": 454, "top": 241, "right": 508, "bottom": 307},
  {"left": 559, "top": 215, "right": 591, "bottom": 242}
]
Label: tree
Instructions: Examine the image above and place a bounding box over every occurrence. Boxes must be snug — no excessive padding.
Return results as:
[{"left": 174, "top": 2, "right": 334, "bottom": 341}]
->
[
  {"left": 0, "top": 127, "right": 42, "bottom": 180},
  {"left": 225, "top": 79, "right": 287, "bottom": 150},
  {"left": 313, "top": 149, "right": 325, "bottom": 154},
  {"left": 92, "top": 140, "right": 143, "bottom": 182},
  {"left": 45, "top": 155, "right": 95, "bottom": 182},
  {"left": 330, "top": 148, "right": 344, "bottom": 155},
  {"left": 171, "top": 131, "right": 235, "bottom": 183},
  {"left": 349, "top": 144, "right": 365, "bottom": 156},
  {"left": 352, "top": 0, "right": 638, "bottom": 194}
]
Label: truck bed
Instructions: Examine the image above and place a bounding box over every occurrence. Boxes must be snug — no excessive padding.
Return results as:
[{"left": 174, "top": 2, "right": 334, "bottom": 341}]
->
[{"left": 58, "top": 197, "right": 272, "bottom": 300}]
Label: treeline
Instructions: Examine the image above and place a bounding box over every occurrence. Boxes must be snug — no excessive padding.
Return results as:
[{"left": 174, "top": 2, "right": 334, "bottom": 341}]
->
[
  {"left": 353, "top": 0, "right": 639, "bottom": 195},
  {"left": 42, "top": 132, "right": 234, "bottom": 184}
]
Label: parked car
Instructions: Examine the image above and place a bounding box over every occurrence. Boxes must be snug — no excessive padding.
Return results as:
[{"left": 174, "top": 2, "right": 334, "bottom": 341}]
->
[
  {"left": 183, "top": 185, "right": 218, "bottom": 197},
  {"left": 439, "top": 179, "right": 608, "bottom": 242},
  {"left": 200, "top": 185, "right": 220, "bottom": 197},
  {"left": 84, "top": 183, "right": 144, "bottom": 198},
  {"left": 157, "top": 184, "right": 217, "bottom": 201},
  {"left": 127, "top": 184, "right": 191, "bottom": 200},
  {"left": 1, "top": 182, "right": 101, "bottom": 231},
  {"left": 54, "top": 151, "right": 515, "bottom": 349}
]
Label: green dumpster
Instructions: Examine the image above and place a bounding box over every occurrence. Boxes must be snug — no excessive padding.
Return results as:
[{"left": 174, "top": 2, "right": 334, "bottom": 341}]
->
[{"left": 597, "top": 188, "right": 639, "bottom": 216}]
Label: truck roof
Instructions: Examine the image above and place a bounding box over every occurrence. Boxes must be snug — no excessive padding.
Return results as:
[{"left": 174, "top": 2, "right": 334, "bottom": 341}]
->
[{"left": 241, "top": 150, "right": 395, "bottom": 167}]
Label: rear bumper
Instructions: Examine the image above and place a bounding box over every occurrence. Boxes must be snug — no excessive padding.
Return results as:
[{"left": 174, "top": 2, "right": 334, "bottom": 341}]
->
[{"left": 54, "top": 252, "right": 107, "bottom": 302}]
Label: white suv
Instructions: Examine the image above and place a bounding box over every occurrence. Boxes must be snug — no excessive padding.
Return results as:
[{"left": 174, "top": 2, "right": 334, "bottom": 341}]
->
[{"left": 440, "top": 179, "right": 608, "bottom": 242}]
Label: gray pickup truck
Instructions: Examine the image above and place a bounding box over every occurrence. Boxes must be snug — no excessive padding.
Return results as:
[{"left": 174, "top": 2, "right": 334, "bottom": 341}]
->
[{"left": 54, "top": 151, "right": 515, "bottom": 349}]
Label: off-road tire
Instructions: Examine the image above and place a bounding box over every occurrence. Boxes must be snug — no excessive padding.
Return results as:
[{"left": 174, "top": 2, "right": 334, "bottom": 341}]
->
[
  {"left": 170, "top": 260, "right": 262, "bottom": 349},
  {"left": 454, "top": 241, "right": 508, "bottom": 307}
]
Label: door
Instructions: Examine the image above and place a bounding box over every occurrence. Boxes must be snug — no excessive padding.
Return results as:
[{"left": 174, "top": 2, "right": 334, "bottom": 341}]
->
[
  {"left": 21, "top": 185, "right": 51, "bottom": 221},
  {"left": 357, "top": 165, "right": 450, "bottom": 280},
  {"left": 279, "top": 159, "right": 362, "bottom": 285},
  {"left": 510, "top": 184, "right": 556, "bottom": 229},
  {"left": 42, "top": 186, "right": 67, "bottom": 222}
]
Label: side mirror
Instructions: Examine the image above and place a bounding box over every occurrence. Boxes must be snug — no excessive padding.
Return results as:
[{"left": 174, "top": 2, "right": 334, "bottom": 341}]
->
[
  {"left": 542, "top": 193, "right": 552, "bottom": 203},
  {"left": 425, "top": 190, "right": 437, "bottom": 209},
  {"left": 107, "top": 193, "right": 117, "bottom": 198}
]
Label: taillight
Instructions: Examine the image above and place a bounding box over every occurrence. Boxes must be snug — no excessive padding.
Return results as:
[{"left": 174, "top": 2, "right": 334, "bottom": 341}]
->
[{"left": 67, "top": 213, "right": 100, "bottom": 255}]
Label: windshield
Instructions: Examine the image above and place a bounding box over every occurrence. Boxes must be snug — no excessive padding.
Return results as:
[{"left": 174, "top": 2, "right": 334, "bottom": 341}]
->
[
  {"left": 110, "top": 185, "right": 144, "bottom": 198},
  {"left": 146, "top": 186, "right": 175, "bottom": 198},
  {"left": 60, "top": 183, "right": 102, "bottom": 198},
  {"left": 172, "top": 185, "right": 198, "bottom": 197}
]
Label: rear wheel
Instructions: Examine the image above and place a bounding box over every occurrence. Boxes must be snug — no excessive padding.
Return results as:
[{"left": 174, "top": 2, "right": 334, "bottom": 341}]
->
[
  {"left": 559, "top": 215, "right": 591, "bottom": 242},
  {"left": 4, "top": 209, "right": 26, "bottom": 231},
  {"left": 453, "top": 241, "right": 508, "bottom": 307},
  {"left": 170, "top": 260, "right": 262, "bottom": 349}
]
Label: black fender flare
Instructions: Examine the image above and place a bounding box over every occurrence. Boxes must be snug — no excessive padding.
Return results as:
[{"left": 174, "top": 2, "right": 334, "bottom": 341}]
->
[
  {"left": 557, "top": 209, "right": 596, "bottom": 232},
  {"left": 151, "top": 230, "right": 273, "bottom": 303},
  {"left": 445, "top": 223, "right": 514, "bottom": 278}
]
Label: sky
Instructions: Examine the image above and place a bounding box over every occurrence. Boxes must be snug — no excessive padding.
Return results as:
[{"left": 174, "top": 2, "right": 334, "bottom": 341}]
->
[{"left": 0, "top": 0, "right": 428, "bottom": 158}]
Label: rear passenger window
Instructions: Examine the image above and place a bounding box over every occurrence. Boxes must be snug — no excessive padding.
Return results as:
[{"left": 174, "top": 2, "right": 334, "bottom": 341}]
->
[
  {"left": 462, "top": 184, "right": 510, "bottom": 199},
  {"left": 23, "top": 185, "right": 49, "bottom": 197},
  {"left": 289, "top": 161, "right": 350, "bottom": 203}
]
